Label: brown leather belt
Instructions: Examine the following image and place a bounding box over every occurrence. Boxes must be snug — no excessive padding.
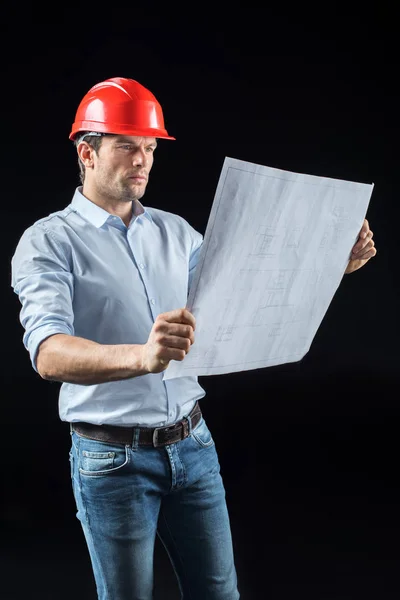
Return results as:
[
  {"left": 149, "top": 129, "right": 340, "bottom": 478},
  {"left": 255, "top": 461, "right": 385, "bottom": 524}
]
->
[{"left": 71, "top": 401, "right": 202, "bottom": 448}]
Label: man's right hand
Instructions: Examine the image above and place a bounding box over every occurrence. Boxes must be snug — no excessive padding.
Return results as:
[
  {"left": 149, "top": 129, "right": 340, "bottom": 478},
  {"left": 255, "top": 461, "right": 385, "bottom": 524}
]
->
[{"left": 141, "top": 308, "right": 196, "bottom": 373}]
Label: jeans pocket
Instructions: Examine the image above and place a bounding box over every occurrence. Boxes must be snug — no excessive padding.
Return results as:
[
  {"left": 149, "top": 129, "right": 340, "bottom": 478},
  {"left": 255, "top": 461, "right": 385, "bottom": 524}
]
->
[
  {"left": 191, "top": 418, "right": 215, "bottom": 448},
  {"left": 79, "top": 444, "right": 130, "bottom": 477}
]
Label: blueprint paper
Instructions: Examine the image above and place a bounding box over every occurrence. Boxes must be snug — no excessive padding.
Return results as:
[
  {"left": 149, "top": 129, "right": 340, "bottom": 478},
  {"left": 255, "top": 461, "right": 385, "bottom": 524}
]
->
[{"left": 163, "top": 157, "right": 374, "bottom": 380}]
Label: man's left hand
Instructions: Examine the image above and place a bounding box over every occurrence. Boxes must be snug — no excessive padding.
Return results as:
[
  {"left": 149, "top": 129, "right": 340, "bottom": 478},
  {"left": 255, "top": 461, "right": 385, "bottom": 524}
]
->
[{"left": 345, "top": 218, "right": 377, "bottom": 274}]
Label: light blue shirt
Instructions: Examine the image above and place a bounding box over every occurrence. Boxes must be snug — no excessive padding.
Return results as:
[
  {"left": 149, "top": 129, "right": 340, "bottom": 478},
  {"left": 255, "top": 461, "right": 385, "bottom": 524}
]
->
[{"left": 11, "top": 187, "right": 206, "bottom": 427}]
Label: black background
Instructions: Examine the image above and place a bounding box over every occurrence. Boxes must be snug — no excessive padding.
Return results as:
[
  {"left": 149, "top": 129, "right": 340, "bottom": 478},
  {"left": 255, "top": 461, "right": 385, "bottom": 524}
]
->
[{"left": 2, "top": 6, "right": 399, "bottom": 599}]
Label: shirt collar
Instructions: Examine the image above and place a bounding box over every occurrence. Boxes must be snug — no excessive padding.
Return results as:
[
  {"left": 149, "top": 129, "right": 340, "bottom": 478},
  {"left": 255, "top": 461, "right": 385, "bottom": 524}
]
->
[{"left": 70, "top": 187, "right": 153, "bottom": 228}]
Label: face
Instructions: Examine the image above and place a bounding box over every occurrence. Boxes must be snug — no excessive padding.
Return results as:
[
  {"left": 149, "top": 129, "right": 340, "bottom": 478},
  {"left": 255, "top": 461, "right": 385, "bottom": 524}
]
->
[{"left": 82, "top": 135, "right": 157, "bottom": 203}]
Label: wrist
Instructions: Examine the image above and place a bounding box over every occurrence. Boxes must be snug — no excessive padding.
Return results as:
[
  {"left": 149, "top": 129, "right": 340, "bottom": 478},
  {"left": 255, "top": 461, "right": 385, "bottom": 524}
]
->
[{"left": 138, "top": 344, "right": 150, "bottom": 375}]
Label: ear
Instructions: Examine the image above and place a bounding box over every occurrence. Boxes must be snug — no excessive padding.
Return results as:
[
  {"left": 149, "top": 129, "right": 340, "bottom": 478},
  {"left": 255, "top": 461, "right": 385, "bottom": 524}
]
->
[{"left": 77, "top": 141, "right": 95, "bottom": 168}]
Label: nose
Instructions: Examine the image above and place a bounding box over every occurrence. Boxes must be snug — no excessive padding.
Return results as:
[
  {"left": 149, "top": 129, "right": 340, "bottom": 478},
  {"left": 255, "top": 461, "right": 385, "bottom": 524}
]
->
[{"left": 132, "top": 148, "right": 148, "bottom": 167}]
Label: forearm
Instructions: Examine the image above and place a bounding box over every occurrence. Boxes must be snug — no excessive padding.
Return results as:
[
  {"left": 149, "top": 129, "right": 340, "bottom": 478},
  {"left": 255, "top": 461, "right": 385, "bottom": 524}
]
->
[{"left": 36, "top": 334, "right": 148, "bottom": 385}]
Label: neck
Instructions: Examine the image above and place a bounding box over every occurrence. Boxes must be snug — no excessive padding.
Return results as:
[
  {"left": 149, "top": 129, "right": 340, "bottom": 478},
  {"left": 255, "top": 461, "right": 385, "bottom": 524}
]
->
[{"left": 82, "top": 182, "right": 133, "bottom": 227}]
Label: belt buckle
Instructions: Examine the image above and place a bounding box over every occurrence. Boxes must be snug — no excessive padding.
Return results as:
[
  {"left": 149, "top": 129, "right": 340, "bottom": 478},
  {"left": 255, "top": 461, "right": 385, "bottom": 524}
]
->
[
  {"left": 152, "top": 424, "right": 177, "bottom": 447},
  {"left": 152, "top": 426, "right": 163, "bottom": 448},
  {"left": 152, "top": 421, "right": 186, "bottom": 447}
]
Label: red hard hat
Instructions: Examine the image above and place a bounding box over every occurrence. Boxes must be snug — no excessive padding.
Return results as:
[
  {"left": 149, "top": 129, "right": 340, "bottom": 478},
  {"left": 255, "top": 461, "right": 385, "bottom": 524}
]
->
[{"left": 69, "top": 77, "right": 175, "bottom": 141}]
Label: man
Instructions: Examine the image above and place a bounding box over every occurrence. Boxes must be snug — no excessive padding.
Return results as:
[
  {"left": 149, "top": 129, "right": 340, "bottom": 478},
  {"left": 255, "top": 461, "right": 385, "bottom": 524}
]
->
[{"left": 10, "top": 76, "right": 376, "bottom": 600}]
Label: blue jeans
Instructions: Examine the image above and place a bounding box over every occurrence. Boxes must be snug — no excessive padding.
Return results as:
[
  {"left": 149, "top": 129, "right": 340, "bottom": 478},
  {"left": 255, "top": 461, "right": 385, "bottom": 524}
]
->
[{"left": 69, "top": 415, "right": 240, "bottom": 600}]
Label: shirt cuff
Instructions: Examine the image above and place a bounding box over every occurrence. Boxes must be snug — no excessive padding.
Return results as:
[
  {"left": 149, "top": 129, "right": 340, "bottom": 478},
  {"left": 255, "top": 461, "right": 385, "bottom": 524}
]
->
[{"left": 26, "top": 325, "right": 73, "bottom": 373}]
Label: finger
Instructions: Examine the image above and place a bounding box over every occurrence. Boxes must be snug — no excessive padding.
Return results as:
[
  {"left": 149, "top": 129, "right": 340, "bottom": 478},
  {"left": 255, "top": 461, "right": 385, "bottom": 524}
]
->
[
  {"left": 360, "top": 218, "right": 369, "bottom": 239},
  {"left": 352, "top": 230, "right": 373, "bottom": 253},
  {"left": 158, "top": 308, "right": 196, "bottom": 329},
  {"left": 156, "top": 333, "right": 193, "bottom": 353},
  {"left": 155, "top": 322, "right": 195, "bottom": 344},
  {"left": 160, "top": 347, "right": 188, "bottom": 363},
  {"left": 161, "top": 335, "right": 192, "bottom": 352},
  {"left": 170, "top": 323, "right": 195, "bottom": 343},
  {"left": 352, "top": 238, "right": 374, "bottom": 257},
  {"left": 352, "top": 247, "right": 377, "bottom": 261}
]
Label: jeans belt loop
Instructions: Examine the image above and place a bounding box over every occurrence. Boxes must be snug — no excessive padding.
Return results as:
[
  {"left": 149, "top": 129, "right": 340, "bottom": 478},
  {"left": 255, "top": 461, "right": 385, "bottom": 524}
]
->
[
  {"left": 131, "top": 427, "right": 140, "bottom": 451},
  {"left": 183, "top": 416, "right": 191, "bottom": 438}
]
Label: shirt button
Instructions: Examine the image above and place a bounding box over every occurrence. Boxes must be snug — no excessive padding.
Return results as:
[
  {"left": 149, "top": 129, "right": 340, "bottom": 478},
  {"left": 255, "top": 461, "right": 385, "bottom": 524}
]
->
[
  {"left": 139, "top": 263, "right": 145, "bottom": 269},
  {"left": 150, "top": 298, "right": 155, "bottom": 305}
]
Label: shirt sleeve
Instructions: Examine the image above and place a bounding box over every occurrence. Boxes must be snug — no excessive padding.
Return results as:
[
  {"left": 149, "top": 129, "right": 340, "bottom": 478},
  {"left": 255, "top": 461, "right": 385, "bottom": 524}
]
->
[
  {"left": 188, "top": 227, "right": 203, "bottom": 294},
  {"left": 11, "top": 223, "right": 75, "bottom": 373}
]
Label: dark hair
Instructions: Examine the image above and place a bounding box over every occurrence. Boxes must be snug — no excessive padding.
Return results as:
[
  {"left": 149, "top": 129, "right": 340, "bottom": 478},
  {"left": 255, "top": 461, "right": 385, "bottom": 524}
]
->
[{"left": 74, "top": 132, "right": 105, "bottom": 184}]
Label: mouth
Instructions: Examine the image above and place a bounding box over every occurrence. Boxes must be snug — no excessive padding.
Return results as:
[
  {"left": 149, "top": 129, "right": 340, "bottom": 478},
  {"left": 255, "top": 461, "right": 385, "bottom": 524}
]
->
[{"left": 129, "top": 177, "right": 147, "bottom": 186}]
